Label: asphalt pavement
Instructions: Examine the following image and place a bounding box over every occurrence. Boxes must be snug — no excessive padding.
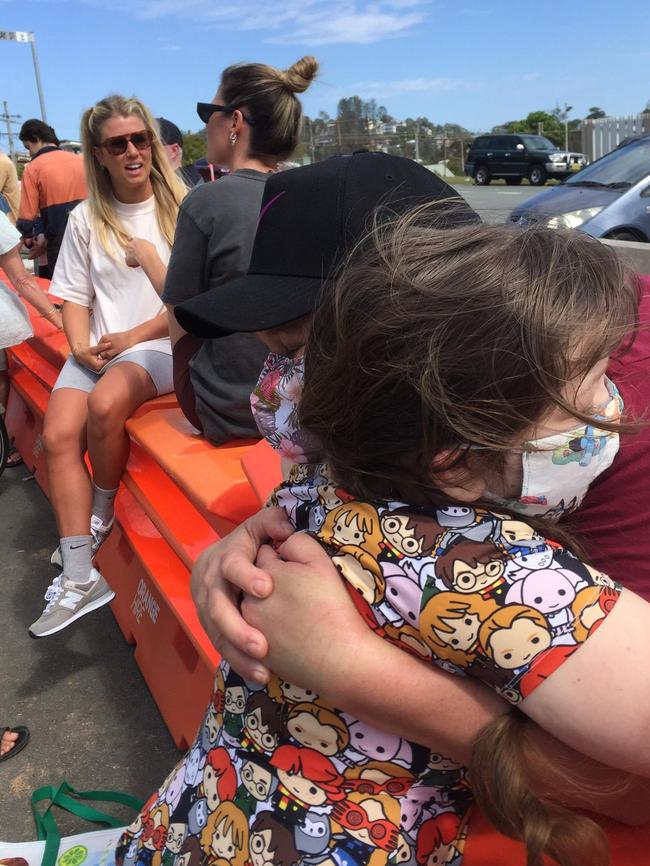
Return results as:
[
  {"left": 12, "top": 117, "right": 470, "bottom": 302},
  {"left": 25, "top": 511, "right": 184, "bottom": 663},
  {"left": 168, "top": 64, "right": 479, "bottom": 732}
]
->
[
  {"left": 452, "top": 183, "right": 542, "bottom": 224},
  {"left": 0, "top": 463, "right": 181, "bottom": 842}
]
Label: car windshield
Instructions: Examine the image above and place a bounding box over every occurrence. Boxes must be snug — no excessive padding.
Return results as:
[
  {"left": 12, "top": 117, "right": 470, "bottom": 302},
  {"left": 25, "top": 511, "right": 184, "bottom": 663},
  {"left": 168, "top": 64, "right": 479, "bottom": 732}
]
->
[
  {"left": 565, "top": 138, "right": 650, "bottom": 187},
  {"left": 520, "top": 135, "right": 557, "bottom": 151}
]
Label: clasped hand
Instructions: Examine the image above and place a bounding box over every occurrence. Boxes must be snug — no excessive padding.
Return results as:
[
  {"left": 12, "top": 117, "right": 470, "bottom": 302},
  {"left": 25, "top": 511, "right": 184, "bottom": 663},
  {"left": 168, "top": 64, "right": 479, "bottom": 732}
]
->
[
  {"left": 191, "top": 507, "right": 371, "bottom": 692},
  {"left": 74, "top": 329, "right": 135, "bottom": 370}
]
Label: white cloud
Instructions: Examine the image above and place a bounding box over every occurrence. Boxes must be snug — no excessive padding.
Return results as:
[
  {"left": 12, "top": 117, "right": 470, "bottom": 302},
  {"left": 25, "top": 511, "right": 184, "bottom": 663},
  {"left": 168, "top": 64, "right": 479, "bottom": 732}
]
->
[
  {"left": 157, "top": 35, "right": 181, "bottom": 51},
  {"left": 521, "top": 72, "right": 540, "bottom": 82},
  {"left": 91, "top": 0, "right": 431, "bottom": 46},
  {"left": 341, "top": 76, "right": 482, "bottom": 99}
]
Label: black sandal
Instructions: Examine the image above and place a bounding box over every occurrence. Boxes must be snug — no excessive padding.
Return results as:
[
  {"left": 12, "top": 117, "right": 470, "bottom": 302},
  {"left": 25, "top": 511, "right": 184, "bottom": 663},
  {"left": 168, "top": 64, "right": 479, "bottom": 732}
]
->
[
  {"left": 6, "top": 448, "right": 23, "bottom": 468},
  {"left": 0, "top": 726, "right": 30, "bottom": 762}
]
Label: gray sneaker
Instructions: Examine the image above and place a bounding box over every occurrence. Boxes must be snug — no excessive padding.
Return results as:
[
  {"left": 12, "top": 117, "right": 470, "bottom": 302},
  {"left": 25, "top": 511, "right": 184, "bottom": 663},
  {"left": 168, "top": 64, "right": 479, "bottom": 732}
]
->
[
  {"left": 29, "top": 568, "right": 115, "bottom": 638},
  {"left": 50, "top": 516, "right": 114, "bottom": 568}
]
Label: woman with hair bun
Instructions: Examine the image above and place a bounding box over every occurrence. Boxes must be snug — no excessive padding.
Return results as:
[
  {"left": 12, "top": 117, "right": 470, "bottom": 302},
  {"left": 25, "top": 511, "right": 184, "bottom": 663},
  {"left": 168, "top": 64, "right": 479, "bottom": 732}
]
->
[
  {"left": 31, "top": 95, "right": 186, "bottom": 639},
  {"left": 126, "top": 56, "right": 319, "bottom": 446}
]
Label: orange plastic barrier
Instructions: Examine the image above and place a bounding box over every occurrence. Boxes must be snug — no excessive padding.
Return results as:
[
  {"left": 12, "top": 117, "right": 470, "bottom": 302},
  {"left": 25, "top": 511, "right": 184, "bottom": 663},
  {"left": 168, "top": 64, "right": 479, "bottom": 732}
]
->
[
  {"left": 2, "top": 273, "right": 263, "bottom": 746},
  {"left": 96, "top": 485, "right": 218, "bottom": 748},
  {"left": 241, "top": 438, "right": 283, "bottom": 505}
]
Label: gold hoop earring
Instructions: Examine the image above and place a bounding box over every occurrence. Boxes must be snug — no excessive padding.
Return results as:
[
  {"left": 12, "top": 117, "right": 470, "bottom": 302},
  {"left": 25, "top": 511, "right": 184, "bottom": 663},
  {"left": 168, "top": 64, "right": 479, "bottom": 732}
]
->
[{"left": 229, "top": 132, "right": 238, "bottom": 147}]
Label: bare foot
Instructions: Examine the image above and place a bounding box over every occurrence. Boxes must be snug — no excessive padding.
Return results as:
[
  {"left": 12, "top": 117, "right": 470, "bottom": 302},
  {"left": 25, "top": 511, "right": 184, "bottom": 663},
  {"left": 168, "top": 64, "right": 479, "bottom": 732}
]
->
[{"left": 0, "top": 729, "right": 19, "bottom": 756}]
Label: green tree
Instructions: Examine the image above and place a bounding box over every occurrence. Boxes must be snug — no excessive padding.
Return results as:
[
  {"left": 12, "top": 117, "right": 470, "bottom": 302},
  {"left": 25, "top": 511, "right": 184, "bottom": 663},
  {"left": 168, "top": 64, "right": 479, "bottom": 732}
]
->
[
  {"left": 586, "top": 107, "right": 607, "bottom": 119},
  {"left": 182, "top": 131, "right": 206, "bottom": 165},
  {"left": 337, "top": 96, "right": 370, "bottom": 152},
  {"left": 496, "top": 110, "right": 564, "bottom": 145}
]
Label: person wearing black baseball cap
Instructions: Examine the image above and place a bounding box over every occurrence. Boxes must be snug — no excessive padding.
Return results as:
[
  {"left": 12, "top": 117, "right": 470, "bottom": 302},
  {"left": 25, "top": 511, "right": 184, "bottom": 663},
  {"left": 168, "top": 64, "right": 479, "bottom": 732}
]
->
[
  {"left": 175, "top": 151, "right": 478, "bottom": 339},
  {"left": 173, "top": 151, "right": 479, "bottom": 473},
  {"left": 156, "top": 117, "right": 203, "bottom": 188}
]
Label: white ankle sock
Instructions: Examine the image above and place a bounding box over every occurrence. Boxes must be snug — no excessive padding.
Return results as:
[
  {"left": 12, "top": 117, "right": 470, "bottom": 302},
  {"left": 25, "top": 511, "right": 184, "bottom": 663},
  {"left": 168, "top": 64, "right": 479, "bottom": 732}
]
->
[
  {"left": 60, "top": 535, "right": 93, "bottom": 584},
  {"left": 92, "top": 483, "right": 118, "bottom": 526}
]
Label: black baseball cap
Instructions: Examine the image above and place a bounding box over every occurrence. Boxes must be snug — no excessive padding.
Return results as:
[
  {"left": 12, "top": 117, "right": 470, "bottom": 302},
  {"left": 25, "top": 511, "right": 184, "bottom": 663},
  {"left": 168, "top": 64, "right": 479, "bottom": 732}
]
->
[
  {"left": 175, "top": 152, "right": 480, "bottom": 338},
  {"left": 157, "top": 117, "right": 183, "bottom": 148}
]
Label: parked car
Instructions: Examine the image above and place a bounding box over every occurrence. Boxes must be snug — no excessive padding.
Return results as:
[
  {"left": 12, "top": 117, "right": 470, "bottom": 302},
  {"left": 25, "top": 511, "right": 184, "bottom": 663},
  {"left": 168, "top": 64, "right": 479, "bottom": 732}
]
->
[
  {"left": 509, "top": 133, "right": 650, "bottom": 241},
  {"left": 464, "top": 134, "right": 586, "bottom": 186}
]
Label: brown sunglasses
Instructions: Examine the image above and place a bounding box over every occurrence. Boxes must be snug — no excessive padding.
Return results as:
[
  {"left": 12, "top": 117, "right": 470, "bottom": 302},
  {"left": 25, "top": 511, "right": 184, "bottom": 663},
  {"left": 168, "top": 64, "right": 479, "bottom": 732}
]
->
[{"left": 99, "top": 129, "right": 154, "bottom": 156}]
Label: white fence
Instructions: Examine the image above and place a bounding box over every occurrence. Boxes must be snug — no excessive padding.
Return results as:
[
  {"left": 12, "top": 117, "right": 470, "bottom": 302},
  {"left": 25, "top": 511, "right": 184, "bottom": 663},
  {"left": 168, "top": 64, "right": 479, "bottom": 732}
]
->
[{"left": 582, "top": 114, "right": 650, "bottom": 162}]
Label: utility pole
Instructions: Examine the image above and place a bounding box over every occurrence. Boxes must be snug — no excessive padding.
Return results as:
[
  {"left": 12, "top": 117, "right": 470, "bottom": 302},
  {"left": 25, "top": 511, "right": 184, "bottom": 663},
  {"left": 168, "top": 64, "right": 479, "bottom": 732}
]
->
[
  {"left": 563, "top": 103, "right": 573, "bottom": 151},
  {"left": 308, "top": 118, "right": 315, "bottom": 164},
  {"left": 0, "top": 30, "right": 48, "bottom": 121},
  {"left": 1, "top": 101, "right": 21, "bottom": 164},
  {"left": 414, "top": 122, "right": 420, "bottom": 162}
]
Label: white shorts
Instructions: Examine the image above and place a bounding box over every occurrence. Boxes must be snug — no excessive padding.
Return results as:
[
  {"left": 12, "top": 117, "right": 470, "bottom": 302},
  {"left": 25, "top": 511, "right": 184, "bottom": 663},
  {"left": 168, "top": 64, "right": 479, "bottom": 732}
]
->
[{"left": 52, "top": 351, "right": 174, "bottom": 396}]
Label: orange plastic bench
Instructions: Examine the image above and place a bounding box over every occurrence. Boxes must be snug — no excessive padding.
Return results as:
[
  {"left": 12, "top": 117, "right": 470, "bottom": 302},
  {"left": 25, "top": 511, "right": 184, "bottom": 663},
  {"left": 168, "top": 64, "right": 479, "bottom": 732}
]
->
[
  {"left": 240, "top": 438, "right": 283, "bottom": 505},
  {"left": 96, "top": 485, "right": 218, "bottom": 748}
]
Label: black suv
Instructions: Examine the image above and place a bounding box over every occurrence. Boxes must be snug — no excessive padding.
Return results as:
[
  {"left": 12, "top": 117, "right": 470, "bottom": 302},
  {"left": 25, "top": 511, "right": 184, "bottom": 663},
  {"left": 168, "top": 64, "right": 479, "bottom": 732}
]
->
[{"left": 464, "top": 134, "right": 586, "bottom": 186}]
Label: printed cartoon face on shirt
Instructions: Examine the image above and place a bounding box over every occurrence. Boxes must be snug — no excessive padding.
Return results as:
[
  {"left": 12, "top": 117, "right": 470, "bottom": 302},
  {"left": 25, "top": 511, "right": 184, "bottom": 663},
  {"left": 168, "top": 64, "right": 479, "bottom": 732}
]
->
[
  {"left": 244, "top": 693, "right": 285, "bottom": 754},
  {"left": 203, "top": 763, "right": 223, "bottom": 812},
  {"left": 505, "top": 569, "right": 580, "bottom": 615},
  {"left": 276, "top": 771, "right": 328, "bottom": 806},
  {"left": 184, "top": 747, "right": 205, "bottom": 787},
  {"left": 434, "top": 612, "right": 480, "bottom": 651},
  {"left": 436, "top": 507, "right": 475, "bottom": 529},
  {"left": 165, "top": 823, "right": 187, "bottom": 855},
  {"left": 210, "top": 816, "right": 239, "bottom": 860},
  {"left": 294, "top": 811, "right": 331, "bottom": 854},
  {"left": 420, "top": 592, "right": 497, "bottom": 667},
  {"left": 273, "top": 680, "right": 319, "bottom": 706},
  {"left": 163, "top": 765, "right": 185, "bottom": 812},
  {"left": 225, "top": 686, "right": 247, "bottom": 715},
  {"left": 248, "top": 816, "right": 298, "bottom": 866},
  {"left": 480, "top": 607, "right": 552, "bottom": 670},
  {"left": 499, "top": 520, "right": 542, "bottom": 545},
  {"left": 241, "top": 760, "right": 276, "bottom": 801},
  {"left": 382, "top": 567, "right": 421, "bottom": 627},
  {"left": 345, "top": 719, "right": 412, "bottom": 766},
  {"left": 331, "top": 794, "right": 400, "bottom": 852},
  {"left": 380, "top": 511, "right": 442, "bottom": 559},
  {"left": 435, "top": 540, "right": 506, "bottom": 594},
  {"left": 287, "top": 704, "right": 349, "bottom": 756}
]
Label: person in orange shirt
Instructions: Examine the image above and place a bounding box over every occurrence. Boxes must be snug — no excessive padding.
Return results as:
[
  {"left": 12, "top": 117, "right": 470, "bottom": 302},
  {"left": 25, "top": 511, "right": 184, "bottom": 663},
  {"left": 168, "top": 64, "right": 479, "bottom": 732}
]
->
[{"left": 17, "top": 119, "right": 86, "bottom": 279}]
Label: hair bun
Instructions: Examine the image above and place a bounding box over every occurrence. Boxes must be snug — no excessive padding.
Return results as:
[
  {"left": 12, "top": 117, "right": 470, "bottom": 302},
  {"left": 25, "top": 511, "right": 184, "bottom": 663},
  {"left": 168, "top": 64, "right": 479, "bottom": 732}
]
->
[{"left": 281, "top": 56, "right": 319, "bottom": 93}]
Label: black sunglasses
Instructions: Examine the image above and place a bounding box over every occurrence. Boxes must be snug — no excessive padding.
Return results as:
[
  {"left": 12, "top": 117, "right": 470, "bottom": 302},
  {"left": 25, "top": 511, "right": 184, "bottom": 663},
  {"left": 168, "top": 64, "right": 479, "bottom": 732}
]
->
[
  {"left": 196, "top": 102, "right": 257, "bottom": 127},
  {"left": 100, "top": 129, "right": 154, "bottom": 156}
]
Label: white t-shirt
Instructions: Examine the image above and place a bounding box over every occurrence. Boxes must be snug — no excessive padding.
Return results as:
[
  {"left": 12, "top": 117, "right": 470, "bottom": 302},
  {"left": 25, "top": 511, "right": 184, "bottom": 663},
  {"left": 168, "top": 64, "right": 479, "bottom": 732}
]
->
[
  {"left": 51, "top": 196, "right": 171, "bottom": 358},
  {"left": 0, "top": 210, "right": 21, "bottom": 255},
  {"left": 0, "top": 212, "right": 33, "bottom": 349}
]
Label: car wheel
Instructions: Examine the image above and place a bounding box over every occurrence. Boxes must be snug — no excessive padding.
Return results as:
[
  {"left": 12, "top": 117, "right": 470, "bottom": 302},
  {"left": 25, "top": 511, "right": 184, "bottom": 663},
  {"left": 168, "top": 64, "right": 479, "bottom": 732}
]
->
[
  {"left": 474, "top": 165, "right": 491, "bottom": 185},
  {"left": 604, "top": 229, "right": 644, "bottom": 242},
  {"left": 505, "top": 178, "right": 523, "bottom": 186},
  {"left": 528, "top": 165, "right": 547, "bottom": 185}
]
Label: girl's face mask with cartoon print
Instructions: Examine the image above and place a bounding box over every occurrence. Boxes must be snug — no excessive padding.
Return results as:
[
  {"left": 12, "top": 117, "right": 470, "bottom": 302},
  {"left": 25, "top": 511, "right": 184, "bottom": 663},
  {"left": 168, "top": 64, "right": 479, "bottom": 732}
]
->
[{"left": 483, "top": 376, "right": 623, "bottom": 519}]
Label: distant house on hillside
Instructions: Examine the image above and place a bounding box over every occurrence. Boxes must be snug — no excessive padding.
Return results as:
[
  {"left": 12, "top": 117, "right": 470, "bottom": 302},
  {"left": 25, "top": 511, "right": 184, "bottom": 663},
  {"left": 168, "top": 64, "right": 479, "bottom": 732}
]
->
[{"left": 426, "top": 161, "right": 457, "bottom": 178}]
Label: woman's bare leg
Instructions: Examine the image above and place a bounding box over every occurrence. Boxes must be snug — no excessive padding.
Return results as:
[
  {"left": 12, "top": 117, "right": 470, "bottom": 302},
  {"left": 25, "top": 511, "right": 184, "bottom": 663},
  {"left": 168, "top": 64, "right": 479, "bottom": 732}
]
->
[
  {"left": 42, "top": 388, "right": 91, "bottom": 537},
  {"left": 86, "top": 362, "right": 157, "bottom": 490}
]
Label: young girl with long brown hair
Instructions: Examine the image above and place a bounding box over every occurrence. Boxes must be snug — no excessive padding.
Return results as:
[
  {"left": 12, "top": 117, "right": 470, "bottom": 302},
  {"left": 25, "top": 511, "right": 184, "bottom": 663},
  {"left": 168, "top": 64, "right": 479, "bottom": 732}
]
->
[{"left": 122, "top": 196, "right": 650, "bottom": 866}]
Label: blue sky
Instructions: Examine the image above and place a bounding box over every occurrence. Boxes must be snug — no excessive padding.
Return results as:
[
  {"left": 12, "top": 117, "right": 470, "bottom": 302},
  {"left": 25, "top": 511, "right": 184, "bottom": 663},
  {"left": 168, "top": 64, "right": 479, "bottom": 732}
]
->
[{"left": 1, "top": 0, "right": 649, "bottom": 142}]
